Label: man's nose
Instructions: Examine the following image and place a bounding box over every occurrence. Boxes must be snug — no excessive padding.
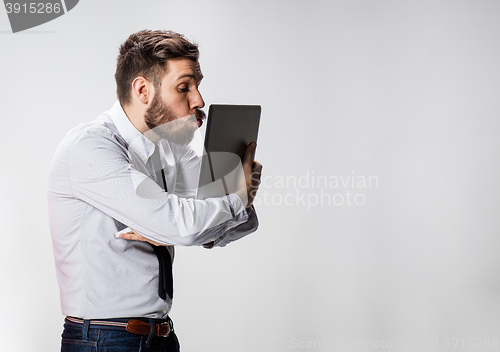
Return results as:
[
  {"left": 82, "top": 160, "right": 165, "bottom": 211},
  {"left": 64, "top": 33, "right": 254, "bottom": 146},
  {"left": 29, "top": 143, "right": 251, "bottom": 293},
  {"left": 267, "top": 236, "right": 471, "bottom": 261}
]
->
[{"left": 190, "top": 89, "right": 205, "bottom": 110}]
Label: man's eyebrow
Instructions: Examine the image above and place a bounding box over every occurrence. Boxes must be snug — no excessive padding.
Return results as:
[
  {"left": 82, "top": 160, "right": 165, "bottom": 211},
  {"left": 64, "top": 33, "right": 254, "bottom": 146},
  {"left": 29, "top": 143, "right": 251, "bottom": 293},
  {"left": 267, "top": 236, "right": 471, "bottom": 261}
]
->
[{"left": 176, "top": 73, "right": 204, "bottom": 82}]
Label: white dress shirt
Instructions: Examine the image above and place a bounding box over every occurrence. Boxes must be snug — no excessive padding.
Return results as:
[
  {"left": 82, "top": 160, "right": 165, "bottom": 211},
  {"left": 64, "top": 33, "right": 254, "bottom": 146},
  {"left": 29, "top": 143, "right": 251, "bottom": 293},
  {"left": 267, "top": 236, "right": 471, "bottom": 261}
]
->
[{"left": 48, "top": 101, "right": 258, "bottom": 319}]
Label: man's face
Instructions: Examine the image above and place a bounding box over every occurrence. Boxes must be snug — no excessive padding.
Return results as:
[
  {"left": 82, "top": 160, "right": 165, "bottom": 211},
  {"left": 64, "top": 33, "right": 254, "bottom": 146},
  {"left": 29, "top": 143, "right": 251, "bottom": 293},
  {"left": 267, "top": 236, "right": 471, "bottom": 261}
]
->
[{"left": 144, "top": 58, "right": 205, "bottom": 145}]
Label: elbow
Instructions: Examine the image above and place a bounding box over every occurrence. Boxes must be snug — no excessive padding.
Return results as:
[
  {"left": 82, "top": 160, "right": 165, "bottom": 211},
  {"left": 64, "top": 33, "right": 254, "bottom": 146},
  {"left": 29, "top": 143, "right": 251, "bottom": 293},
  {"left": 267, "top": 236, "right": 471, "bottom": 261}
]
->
[
  {"left": 253, "top": 213, "right": 259, "bottom": 232},
  {"left": 248, "top": 206, "right": 259, "bottom": 232}
]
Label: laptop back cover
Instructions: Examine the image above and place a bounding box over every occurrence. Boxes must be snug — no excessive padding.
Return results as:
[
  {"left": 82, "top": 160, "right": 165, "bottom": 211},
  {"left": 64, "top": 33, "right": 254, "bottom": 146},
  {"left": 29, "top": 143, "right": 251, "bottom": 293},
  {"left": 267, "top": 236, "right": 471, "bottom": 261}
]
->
[{"left": 196, "top": 105, "right": 261, "bottom": 199}]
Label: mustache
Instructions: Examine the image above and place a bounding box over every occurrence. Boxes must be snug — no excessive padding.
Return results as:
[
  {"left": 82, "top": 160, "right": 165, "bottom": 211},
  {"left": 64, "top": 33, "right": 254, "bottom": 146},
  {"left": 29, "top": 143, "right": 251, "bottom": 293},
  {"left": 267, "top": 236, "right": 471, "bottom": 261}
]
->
[{"left": 195, "top": 109, "right": 206, "bottom": 121}]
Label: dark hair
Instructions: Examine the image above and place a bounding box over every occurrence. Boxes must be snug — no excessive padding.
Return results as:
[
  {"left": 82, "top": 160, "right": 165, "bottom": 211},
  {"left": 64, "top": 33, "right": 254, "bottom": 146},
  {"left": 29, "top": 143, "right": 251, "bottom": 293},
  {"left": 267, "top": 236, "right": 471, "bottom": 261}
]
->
[{"left": 115, "top": 30, "right": 199, "bottom": 106}]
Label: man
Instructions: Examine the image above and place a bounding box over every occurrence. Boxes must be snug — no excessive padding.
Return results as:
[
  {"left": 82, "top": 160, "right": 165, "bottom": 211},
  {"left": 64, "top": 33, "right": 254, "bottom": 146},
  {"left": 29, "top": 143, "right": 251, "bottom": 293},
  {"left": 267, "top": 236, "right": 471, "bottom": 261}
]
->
[{"left": 48, "top": 30, "right": 262, "bottom": 352}]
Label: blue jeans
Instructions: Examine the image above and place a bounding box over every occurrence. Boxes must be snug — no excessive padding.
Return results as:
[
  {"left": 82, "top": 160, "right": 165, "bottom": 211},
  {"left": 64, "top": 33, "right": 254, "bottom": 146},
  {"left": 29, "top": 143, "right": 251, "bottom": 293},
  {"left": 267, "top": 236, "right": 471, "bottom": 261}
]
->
[{"left": 61, "top": 318, "right": 181, "bottom": 352}]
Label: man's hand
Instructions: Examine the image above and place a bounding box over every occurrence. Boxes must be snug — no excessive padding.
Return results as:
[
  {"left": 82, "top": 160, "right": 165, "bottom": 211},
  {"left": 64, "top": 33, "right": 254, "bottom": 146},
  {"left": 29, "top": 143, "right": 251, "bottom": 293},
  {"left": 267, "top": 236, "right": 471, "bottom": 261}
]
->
[
  {"left": 119, "top": 229, "right": 167, "bottom": 246},
  {"left": 236, "top": 142, "right": 263, "bottom": 209}
]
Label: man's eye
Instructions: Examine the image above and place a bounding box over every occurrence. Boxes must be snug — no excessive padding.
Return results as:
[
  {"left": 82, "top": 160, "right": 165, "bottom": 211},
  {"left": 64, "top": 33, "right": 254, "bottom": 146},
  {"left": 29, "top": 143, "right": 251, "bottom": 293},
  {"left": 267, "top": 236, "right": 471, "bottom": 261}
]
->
[{"left": 178, "top": 86, "right": 189, "bottom": 93}]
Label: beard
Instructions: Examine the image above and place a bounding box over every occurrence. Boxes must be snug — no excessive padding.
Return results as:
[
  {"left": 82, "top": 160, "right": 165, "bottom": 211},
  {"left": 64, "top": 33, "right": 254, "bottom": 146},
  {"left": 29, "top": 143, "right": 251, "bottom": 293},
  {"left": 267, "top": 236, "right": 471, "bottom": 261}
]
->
[{"left": 144, "top": 91, "right": 204, "bottom": 146}]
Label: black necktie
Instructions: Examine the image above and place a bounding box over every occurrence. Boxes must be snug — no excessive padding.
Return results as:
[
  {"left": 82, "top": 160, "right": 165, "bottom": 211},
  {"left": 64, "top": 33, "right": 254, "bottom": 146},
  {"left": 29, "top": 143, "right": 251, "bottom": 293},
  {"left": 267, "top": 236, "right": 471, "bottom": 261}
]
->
[{"left": 150, "top": 144, "right": 173, "bottom": 300}]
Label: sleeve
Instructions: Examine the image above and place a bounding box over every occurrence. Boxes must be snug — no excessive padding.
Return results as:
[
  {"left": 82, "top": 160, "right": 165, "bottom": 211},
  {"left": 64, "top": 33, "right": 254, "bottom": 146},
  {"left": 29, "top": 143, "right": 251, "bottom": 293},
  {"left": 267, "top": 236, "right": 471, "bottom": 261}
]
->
[
  {"left": 67, "top": 127, "right": 249, "bottom": 246},
  {"left": 212, "top": 205, "right": 259, "bottom": 248}
]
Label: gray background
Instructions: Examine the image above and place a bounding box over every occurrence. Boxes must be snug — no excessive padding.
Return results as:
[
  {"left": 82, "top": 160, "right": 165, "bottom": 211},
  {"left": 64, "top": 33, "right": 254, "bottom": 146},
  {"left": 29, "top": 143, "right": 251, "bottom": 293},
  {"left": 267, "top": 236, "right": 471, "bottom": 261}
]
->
[{"left": 1, "top": 0, "right": 500, "bottom": 351}]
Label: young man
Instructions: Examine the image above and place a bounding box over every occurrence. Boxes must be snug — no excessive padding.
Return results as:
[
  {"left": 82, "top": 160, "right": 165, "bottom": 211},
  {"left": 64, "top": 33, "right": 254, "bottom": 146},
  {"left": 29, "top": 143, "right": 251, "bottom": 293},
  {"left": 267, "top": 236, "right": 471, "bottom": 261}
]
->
[{"left": 48, "top": 30, "right": 262, "bottom": 352}]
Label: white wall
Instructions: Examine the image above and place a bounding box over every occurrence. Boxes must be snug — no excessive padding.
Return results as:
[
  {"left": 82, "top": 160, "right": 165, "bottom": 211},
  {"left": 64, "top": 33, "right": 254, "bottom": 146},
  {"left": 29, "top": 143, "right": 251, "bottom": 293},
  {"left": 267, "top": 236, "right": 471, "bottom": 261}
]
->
[{"left": 1, "top": 1, "right": 500, "bottom": 351}]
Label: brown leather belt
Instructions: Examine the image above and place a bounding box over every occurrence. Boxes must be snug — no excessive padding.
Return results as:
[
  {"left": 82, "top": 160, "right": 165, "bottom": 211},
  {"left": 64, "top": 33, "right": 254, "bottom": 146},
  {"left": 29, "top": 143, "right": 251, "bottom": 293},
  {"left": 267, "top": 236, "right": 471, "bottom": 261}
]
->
[
  {"left": 126, "top": 319, "right": 171, "bottom": 337},
  {"left": 66, "top": 316, "right": 172, "bottom": 338}
]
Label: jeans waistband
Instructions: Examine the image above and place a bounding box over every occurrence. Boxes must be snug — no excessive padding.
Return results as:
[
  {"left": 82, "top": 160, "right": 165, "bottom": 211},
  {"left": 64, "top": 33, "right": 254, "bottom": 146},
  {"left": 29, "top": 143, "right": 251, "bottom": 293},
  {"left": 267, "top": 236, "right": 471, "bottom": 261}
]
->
[
  {"left": 65, "top": 316, "right": 172, "bottom": 331},
  {"left": 64, "top": 316, "right": 174, "bottom": 348}
]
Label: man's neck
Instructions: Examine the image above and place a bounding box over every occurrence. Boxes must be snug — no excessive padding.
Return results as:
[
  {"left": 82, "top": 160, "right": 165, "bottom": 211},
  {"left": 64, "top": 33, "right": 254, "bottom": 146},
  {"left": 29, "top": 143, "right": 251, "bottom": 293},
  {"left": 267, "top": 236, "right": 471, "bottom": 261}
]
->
[{"left": 122, "top": 102, "right": 160, "bottom": 143}]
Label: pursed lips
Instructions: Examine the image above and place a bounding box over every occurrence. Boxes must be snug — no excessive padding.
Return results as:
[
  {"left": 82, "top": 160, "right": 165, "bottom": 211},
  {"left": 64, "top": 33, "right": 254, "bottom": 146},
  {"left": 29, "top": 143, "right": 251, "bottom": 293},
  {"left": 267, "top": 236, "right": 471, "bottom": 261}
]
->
[{"left": 195, "top": 109, "right": 206, "bottom": 127}]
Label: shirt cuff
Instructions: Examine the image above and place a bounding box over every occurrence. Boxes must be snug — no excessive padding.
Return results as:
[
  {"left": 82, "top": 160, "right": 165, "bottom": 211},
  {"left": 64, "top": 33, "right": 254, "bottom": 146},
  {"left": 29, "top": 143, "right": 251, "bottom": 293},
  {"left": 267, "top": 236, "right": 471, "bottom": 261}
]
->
[
  {"left": 214, "top": 205, "right": 258, "bottom": 248},
  {"left": 225, "top": 193, "right": 246, "bottom": 217}
]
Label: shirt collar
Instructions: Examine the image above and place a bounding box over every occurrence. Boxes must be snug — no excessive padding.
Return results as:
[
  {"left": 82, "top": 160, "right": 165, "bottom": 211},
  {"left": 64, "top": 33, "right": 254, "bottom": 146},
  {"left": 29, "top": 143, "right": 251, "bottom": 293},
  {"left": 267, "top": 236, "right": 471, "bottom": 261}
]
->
[{"left": 109, "top": 101, "right": 156, "bottom": 163}]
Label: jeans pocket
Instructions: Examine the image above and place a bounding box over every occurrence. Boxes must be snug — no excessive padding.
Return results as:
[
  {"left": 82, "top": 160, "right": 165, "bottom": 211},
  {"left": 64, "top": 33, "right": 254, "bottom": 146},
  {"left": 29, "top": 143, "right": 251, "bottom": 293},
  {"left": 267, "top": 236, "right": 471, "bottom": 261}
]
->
[
  {"left": 61, "top": 323, "right": 98, "bottom": 352},
  {"left": 61, "top": 338, "right": 97, "bottom": 352}
]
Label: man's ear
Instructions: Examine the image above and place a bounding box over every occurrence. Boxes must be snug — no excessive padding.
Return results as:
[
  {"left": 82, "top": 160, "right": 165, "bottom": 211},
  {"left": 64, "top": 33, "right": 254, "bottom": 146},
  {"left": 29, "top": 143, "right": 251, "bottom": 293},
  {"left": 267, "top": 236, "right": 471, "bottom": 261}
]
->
[{"left": 131, "top": 77, "right": 154, "bottom": 105}]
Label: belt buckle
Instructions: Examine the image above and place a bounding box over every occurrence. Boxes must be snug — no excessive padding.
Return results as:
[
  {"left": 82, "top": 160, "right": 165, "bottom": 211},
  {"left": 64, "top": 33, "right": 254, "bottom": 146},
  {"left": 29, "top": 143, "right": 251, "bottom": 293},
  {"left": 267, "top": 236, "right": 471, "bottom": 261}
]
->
[{"left": 156, "top": 321, "right": 171, "bottom": 337}]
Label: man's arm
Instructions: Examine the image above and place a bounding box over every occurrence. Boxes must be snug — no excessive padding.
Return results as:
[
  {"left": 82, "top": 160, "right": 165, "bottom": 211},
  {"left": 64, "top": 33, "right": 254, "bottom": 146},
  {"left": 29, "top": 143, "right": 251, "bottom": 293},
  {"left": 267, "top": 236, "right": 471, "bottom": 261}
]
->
[
  {"left": 66, "top": 126, "right": 255, "bottom": 246},
  {"left": 120, "top": 142, "right": 263, "bottom": 247}
]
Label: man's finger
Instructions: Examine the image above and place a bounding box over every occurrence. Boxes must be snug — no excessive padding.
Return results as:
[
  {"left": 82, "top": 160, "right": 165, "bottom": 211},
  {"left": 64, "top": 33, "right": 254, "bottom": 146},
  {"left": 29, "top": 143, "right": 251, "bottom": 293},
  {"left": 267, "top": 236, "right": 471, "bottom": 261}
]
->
[
  {"left": 119, "top": 231, "right": 143, "bottom": 241},
  {"left": 252, "top": 161, "right": 262, "bottom": 176},
  {"left": 242, "top": 142, "right": 257, "bottom": 170},
  {"left": 119, "top": 231, "right": 165, "bottom": 246}
]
